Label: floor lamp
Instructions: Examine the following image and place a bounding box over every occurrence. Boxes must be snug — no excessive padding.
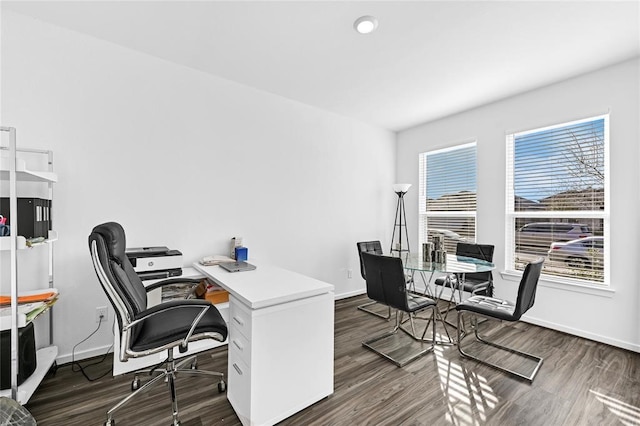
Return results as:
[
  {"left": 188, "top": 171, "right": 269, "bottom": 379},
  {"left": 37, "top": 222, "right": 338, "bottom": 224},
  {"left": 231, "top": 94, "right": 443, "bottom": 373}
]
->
[{"left": 391, "top": 183, "right": 411, "bottom": 255}]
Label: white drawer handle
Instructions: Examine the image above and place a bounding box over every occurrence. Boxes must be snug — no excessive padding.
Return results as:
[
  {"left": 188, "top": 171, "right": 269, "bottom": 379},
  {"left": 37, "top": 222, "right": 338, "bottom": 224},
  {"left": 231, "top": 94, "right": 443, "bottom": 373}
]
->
[
  {"left": 233, "top": 340, "right": 244, "bottom": 351},
  {"left": 233, "top": 363, "right": 243, "bottom": 375},
  {"left": 233, "top": 316, "right": 244, "bottom": 326}
]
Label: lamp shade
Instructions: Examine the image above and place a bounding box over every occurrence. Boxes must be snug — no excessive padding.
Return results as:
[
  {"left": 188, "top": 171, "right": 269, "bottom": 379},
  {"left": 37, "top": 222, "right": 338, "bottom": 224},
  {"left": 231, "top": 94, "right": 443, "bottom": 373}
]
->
[{"left": 392, "top": 183, "right": 412, "bottom": 194}]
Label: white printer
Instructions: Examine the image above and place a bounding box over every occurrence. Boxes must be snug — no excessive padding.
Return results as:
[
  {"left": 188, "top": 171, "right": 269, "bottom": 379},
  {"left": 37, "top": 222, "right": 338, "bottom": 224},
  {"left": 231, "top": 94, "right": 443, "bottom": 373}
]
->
[{"left": 125, "top": 246, "right": 183, "bottom": 280}]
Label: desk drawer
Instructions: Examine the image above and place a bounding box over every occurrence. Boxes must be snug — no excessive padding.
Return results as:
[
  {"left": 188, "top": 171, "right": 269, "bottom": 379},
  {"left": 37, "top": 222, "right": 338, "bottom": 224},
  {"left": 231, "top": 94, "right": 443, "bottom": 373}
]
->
[
  {"left": 228, "top": 355, "right": 251, "bottom": 419},
  {"left": 229, "top": 330, "right": 251, "bottom": 365},
  {"left": 229, "top": 300, "right": 252, "bottom": 339}
]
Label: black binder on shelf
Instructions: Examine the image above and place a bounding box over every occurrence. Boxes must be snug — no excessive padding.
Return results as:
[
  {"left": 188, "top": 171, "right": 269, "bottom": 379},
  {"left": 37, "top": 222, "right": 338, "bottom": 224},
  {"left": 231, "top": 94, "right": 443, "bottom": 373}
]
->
[{"left": 0, "top": 197, "right": 51, "bottom": 239}]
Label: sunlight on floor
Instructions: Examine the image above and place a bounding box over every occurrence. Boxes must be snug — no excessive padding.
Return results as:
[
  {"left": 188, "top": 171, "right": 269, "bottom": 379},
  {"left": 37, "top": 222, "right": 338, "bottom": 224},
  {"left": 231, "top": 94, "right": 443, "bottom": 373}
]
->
[
  {"left": 434, "top": 342, "right": 498, "bottom": 426},
  {"left": 589, "top": 390, "right": 640, "bottom": 426}
]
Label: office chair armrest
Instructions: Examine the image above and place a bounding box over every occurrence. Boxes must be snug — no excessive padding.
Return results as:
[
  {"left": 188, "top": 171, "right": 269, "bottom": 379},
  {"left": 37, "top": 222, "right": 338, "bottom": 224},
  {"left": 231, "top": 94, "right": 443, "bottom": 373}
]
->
[
  {"left": 125, "top": 299, "right": 211, "bottom": 328},
  {"left": 144, "top": 277, "right": 202, "bottom": 292},
  {"left": 129, "top": 299, "right": 213, "bottom": 326},
  {"left": 126, "top": 300, "right": 214, "bottom": 352}
]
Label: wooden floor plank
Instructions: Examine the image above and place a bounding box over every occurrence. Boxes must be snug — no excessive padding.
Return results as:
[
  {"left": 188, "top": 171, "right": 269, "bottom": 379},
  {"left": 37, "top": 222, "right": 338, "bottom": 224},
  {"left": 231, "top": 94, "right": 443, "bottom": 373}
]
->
[{"left": 25, "top": 295, "right": 640, "bottom": 425}]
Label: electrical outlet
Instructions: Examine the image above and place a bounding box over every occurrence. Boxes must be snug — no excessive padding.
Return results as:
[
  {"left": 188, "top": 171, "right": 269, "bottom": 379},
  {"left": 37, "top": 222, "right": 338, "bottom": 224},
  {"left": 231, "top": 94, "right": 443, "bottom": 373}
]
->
[
  {"left": 96, "top": 306, "right": 108, "bottom": 323},
  {"left": 347, "top": 269, "right": 353, "bottom": 279}
]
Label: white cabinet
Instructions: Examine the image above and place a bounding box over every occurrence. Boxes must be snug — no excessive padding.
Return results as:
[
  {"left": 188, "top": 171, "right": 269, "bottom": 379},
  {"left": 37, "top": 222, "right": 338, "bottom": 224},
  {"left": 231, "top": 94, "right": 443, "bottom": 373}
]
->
[
  {"left": 227, "top": 292, "right": 334, "bottom": 426},
  {"left": 193, "top": 262, "right": 335, "bottom": 426},
  {"left": 0, "top": 126, "right": 58, "bottom": 404}
]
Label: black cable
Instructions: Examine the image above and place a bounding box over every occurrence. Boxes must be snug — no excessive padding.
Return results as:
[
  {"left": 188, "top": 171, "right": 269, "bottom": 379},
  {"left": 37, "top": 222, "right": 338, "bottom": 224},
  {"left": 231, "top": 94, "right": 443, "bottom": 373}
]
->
[{"left": 71, "top": 315, "right": 114, "bottom": 381}]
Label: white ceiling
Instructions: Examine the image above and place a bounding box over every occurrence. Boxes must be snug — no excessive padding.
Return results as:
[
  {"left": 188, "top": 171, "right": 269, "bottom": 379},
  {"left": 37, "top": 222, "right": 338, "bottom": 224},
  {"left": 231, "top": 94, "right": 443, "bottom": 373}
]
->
[{"left": 3, "top": 1, "right": 639, "bottom": 131}]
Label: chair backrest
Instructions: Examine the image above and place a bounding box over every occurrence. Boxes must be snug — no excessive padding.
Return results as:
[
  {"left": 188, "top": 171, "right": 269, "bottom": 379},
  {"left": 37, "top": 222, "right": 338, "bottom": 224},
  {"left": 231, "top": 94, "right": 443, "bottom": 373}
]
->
[
  {"left": 456, "top": 242, "right": 495, "bottom": 282},
  {"left": 513, "top": 258, "right": 544, "bottom": 320},
  {"left": 361, "top": 252, "right": 410, "bottom": 312},
  {"left": 456, "top": 242, "right": 494, "bottom": 262},
  {"left": 88, "top": 222, "right": 148, "bottom": 331},
  {"left": 356, "top": 241, "right": 383, "bottom": 280}
]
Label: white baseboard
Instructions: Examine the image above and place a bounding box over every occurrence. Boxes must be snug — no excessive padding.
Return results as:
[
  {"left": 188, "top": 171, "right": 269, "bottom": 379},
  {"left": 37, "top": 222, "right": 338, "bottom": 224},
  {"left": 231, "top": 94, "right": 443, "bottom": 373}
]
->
[
  {"left": 59, "top": 298, "right": 638, "bottom": 366},
  {"left": 522, "top": 315, "right": 640, "bottom": 353},
  {"left": 334, "top": 284, "right": 439, "bottom": 301},
  {"left": 56, "top": 344, "right": 113, "bottom": 365},
  {"left": 334, "top": 289, "right": 366, "bottom": 300},
  {"left": 334, "top": 289, "right": 639, "bottom": 353}
]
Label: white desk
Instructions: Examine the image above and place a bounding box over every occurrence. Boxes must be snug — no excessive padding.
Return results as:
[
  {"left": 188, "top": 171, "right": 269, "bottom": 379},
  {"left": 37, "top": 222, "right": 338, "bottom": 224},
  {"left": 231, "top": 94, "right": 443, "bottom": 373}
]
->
[{"left": 193, "top": 261, "right": 334, "bottom": 426}]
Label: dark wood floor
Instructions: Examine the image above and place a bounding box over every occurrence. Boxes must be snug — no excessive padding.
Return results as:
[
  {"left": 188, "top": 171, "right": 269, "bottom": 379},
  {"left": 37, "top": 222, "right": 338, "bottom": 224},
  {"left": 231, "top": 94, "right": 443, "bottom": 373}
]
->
[{"left": 26, "top": 295, "right": 640, "bottom": 425}]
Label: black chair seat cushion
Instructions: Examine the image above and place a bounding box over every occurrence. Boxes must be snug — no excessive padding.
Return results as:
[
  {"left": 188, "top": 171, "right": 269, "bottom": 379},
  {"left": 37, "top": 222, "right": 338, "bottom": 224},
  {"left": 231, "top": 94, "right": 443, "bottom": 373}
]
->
[
  {"left": 407, "top": 294, "right": 436, "bottom": 313},
  {"left": 434, "top": 275, "right": 490, "bottom": 293},
  {"left": 130, "top": 299, "right": 228, "bottom": 352},
  {"left": 434, "top": 276, "right": 456, "bottom": 288},
  {"left": 456, "top": 296, "right": 517, "bottom": 322}
]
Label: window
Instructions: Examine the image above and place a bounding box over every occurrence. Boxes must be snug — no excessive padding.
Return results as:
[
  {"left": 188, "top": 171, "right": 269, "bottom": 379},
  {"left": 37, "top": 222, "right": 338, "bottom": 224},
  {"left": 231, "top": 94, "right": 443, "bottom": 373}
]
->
[
  {"left": 419, "top": 142, "right": 477, "bottom": 253},
  {"left": 506, "top": 115, "right": 608, "bottom": 285}
]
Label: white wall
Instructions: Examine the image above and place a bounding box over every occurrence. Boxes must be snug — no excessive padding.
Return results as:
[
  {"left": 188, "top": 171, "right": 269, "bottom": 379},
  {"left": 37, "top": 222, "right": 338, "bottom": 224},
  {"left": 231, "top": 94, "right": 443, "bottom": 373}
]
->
[
  {"left": 0, "top": 11, "right": 396, "bottom": 362},
  {"left": 398, "top": 58, "right": 640, "bottom": 351}
]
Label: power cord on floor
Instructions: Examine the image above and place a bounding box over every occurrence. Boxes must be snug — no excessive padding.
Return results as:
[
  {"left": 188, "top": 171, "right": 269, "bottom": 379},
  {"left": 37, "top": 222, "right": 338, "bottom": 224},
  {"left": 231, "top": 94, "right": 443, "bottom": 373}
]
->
[{"left": 71, "top": 314, "right": 114, "bottom": 381}]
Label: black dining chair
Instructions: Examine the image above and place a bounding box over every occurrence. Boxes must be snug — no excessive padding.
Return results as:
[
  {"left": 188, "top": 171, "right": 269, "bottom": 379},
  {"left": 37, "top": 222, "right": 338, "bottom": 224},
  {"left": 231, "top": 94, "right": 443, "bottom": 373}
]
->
[
  {"left": 434, "top": 242, "right": 495, "bottom": 302},
  {"left": 88, "top": 222, "right": 228, "bottom": 426},
  {"left": 456, "top": 258, "right": 544, "bottom": 382},
  {"left": 360, "top": 252, "right": 437, "bottom": 367},
  {"left": 356, "top": 241, "right": 391, "bottom": 319}
]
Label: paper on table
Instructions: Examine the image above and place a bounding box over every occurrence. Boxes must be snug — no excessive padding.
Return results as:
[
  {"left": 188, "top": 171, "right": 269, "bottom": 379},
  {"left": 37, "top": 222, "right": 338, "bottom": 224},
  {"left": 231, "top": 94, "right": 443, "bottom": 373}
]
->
[
  {"left": 0, "top": 302, "right": 45, "bottom": 329},
  {"left": 199, "top": 255, "right": 235, "bottom": 266}
]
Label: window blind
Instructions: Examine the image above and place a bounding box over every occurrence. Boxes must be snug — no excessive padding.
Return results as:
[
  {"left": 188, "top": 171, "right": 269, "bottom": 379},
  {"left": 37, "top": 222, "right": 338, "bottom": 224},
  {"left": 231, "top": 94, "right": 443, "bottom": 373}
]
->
[
  {"left": 419, "top": 142, "right": 477, "bottom": 252},
  {"left": 513, "top": 119, "right": 605, "bottom": 211},
  {"left": 506, "top": 115, "right": 608, "bottom": 285}
]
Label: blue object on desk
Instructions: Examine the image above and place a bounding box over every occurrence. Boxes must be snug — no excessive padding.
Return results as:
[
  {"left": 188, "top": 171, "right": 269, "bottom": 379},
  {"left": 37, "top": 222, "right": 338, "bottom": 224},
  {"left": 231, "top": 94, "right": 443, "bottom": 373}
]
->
[{"left": 235, "top": 246, "right": 248, "bottom": 262}]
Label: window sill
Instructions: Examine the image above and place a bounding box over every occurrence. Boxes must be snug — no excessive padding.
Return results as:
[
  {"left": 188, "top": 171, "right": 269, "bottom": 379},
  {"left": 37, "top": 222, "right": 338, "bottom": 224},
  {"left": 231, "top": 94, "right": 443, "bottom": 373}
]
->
[{"left": 499, "top": 270, "right": 615, "bottom": 298}]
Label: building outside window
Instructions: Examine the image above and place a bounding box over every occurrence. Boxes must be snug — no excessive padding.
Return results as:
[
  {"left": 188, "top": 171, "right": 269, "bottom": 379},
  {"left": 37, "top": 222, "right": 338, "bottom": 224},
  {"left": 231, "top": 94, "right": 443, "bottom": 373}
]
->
[
  {"left": 419, "top": 142, "right": 477, "bottom": 254},
  {"left": 505, "top": 115, "right": 609, "bottom": 285}
]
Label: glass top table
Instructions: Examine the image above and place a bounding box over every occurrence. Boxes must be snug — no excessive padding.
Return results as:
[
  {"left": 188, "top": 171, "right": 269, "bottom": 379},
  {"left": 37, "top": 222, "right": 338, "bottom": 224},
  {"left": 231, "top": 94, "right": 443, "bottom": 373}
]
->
[
  {"left": 399, "top": 252, "right": 495, "bottom": 274},
  {"left": 395, "top": 252, "right": 495, "bottom": 345}
]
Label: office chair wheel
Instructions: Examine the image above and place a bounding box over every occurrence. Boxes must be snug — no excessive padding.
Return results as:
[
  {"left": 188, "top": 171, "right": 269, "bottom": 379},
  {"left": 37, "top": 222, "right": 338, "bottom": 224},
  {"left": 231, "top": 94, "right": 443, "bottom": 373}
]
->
[
  {"left": 131, "top": 376, "right": 141, "bottom": 391},
  {"left": 218, "top": 380, "right": 226, "bottom": 393}
]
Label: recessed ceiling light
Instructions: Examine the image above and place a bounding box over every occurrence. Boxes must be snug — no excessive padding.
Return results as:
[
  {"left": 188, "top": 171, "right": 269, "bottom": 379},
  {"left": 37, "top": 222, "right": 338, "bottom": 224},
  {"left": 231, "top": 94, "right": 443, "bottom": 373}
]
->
[{"left": 354, "top": 16, "right": 378, "bottom": 34}]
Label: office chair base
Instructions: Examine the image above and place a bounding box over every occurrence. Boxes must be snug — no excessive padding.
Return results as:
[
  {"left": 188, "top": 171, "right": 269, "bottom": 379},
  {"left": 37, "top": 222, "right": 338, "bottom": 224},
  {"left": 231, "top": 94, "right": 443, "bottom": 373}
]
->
[
  {"left": 457, "top": 312, "right": 544, "bottom": 382},
  {"left": 105, "top": 351, "right": 226, "bottom": 425},
  {"left": 357, "top": 300, "right": 392, "bottom": 320}
]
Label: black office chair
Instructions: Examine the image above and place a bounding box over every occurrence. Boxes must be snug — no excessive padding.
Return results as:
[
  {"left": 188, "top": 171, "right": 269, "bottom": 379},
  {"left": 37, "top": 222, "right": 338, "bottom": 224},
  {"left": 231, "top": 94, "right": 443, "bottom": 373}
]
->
[
  {"left": 360, "top": 252, "right": 437, "bottom": 367},
  {"left": 456, "top": 258, "right": 544, "bottom": 382},
  {"left": 356, "top": 241, "right": 391, "bottom": 319},
  {"left": 88, "top": 222, "right": 228, "bottom": 426}
]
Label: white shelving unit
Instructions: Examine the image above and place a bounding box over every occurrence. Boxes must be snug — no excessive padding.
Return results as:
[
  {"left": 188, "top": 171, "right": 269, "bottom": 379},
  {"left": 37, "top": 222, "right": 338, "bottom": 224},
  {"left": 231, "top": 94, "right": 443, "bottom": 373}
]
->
[{"left": 0, "top": 126, "right": 58, "bottom": 404}]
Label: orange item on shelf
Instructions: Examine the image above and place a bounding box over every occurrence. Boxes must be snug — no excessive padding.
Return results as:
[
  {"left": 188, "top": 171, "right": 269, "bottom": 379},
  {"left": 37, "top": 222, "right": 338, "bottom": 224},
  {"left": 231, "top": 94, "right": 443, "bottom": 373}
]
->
[{"left": 0, "top": 291, "right": 58, "bottom": 306}]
